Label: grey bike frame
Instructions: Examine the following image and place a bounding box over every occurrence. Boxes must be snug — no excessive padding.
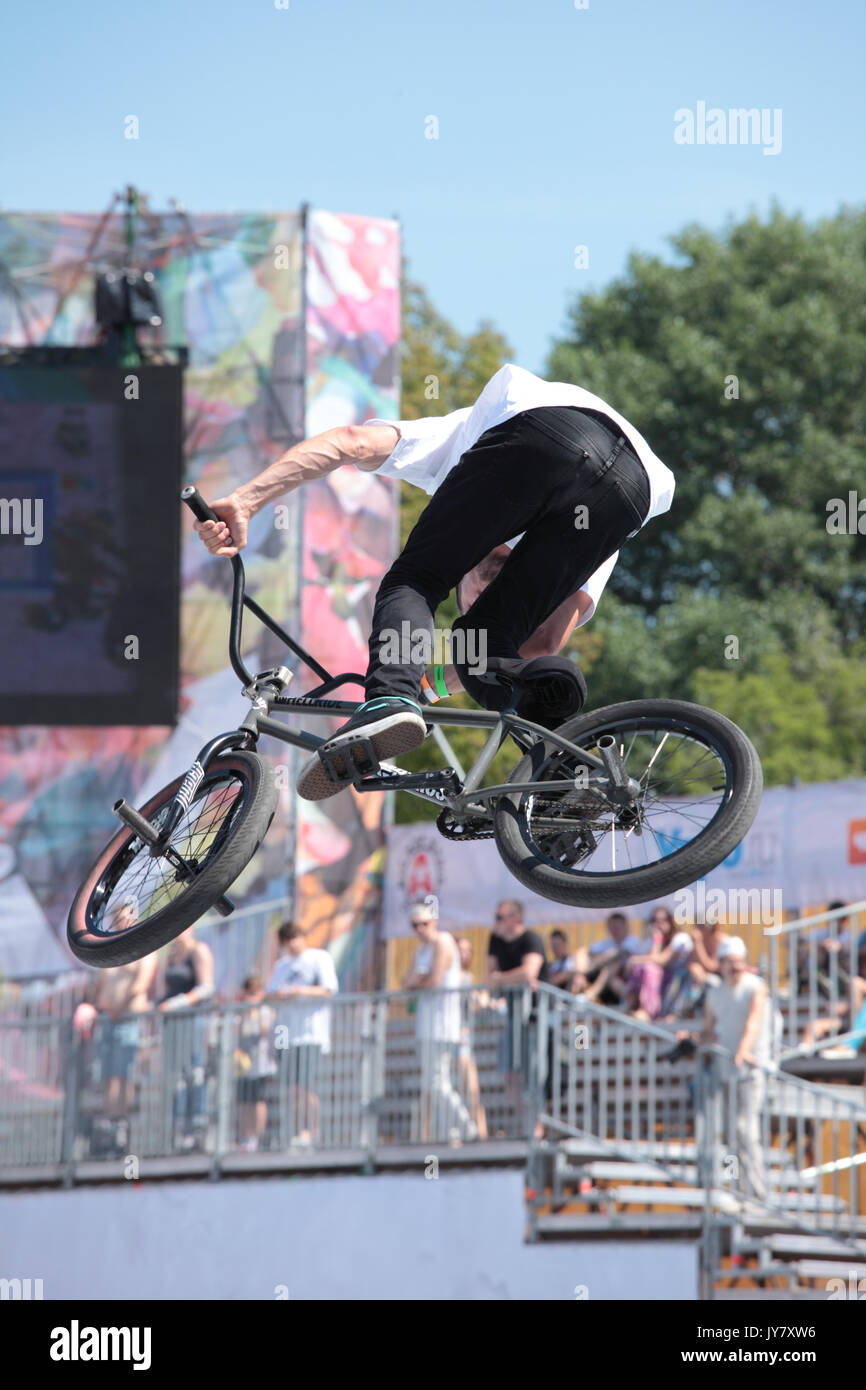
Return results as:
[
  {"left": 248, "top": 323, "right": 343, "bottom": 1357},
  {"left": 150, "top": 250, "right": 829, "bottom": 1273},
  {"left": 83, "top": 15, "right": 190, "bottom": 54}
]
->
[
  {"left": 246, "top": 696, "right": 609, "bottom": 813},
  {"left": 173, "top": 486, "right": 628, "bottom": 820}
]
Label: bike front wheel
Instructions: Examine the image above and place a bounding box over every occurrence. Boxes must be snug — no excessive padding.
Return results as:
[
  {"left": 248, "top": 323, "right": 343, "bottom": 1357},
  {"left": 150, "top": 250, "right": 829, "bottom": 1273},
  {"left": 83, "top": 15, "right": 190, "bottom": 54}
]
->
[
  {"left": 67, "top": 751, "right": 277, "bottom": 966},
  {"left": 493, "top": 699, "right": 762, "bottom": 908}
]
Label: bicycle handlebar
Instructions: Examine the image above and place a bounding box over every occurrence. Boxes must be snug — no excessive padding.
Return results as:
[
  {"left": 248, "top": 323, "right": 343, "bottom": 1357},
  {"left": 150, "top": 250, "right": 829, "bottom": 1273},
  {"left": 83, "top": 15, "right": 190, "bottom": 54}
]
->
[
  {"left": 180, "top": 484, "right": 221, "bottom": 527},
  {"left": 181, "top": 486, "right": 251, "bottom": 684},
  {"left": 179, "top": 485, "right": 346, "bottom": 694}
]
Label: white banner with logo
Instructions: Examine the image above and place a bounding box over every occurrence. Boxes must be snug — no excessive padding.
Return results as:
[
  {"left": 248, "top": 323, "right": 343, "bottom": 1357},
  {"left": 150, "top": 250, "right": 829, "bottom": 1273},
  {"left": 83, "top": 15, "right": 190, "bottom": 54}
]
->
[{"left": 383, "top": 778, "right": 866, "bottom": 938}]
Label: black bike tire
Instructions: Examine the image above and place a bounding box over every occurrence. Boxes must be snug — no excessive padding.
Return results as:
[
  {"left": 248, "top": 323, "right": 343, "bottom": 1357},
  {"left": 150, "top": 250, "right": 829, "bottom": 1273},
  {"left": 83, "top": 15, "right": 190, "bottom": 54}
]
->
[
  {"left": 493, "top": 699, "right": 763, "bottom": 908},
  {"left": 67, "top": 751, "right": 277, "bottom": 967}
]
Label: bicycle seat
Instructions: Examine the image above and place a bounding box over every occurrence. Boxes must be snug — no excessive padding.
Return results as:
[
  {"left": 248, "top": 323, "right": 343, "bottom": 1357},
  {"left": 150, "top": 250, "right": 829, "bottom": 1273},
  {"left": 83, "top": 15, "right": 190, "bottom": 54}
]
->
[{"left": 457, "top": 655, "right": 587, "bottom": 729}]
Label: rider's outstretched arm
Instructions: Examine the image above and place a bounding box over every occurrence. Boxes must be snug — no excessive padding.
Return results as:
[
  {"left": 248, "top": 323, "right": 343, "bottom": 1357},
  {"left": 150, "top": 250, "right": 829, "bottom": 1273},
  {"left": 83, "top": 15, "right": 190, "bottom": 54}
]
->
[{"left": 193, "top": 424, "right": 400, "bottom": 556}]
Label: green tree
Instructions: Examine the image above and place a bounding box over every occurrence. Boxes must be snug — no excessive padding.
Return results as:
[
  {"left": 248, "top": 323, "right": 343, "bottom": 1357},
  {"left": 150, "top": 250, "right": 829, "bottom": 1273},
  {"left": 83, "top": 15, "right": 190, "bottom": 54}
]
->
[
  {"left": 548, "top": 205, "right": 866, "bottom": 630},
  {"left": 395, "top": 210, "right": 866, "bottom": 813},
  {"left": 694, "top": 650, "right": 866, "bottom": 786},
  {"left": 546, "top": 206, "right": 866, "bottom": 785}
]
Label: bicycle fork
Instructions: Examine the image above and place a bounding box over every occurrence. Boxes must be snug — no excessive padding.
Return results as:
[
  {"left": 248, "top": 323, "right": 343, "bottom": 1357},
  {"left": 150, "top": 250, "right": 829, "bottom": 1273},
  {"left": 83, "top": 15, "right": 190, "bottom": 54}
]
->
[{"left": 112, "top": 729, "right": 252, "bottom": 919}]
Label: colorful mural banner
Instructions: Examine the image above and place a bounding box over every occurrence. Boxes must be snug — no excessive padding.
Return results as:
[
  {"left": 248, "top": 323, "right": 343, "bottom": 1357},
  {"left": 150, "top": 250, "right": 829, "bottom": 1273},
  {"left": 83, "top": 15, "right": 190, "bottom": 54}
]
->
[
  {"left": 0, "top": 208, "right": 400, "bottom": 986},
  {"left": 293, "top": 210, "right": 400, "bottom": 986}
]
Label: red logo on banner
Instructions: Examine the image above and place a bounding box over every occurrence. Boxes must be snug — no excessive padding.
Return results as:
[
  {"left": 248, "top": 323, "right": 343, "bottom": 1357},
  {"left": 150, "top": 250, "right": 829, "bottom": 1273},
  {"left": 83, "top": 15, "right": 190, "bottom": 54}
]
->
[
  {"left": 408, "top": 852, "right": 434, "bottom": 899},
  {"left": 848, "top": 819, "right": 866, "bottom": 864},
  {"left": 400, "top": 836, "right": 444, "bottom": 913}
]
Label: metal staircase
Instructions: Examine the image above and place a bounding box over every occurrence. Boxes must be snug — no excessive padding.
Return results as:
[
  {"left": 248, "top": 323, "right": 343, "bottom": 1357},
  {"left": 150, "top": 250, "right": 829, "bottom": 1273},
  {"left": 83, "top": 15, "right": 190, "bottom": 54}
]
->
[{"left": 524, "top": 986, "right": 866, "bottom": 1299}]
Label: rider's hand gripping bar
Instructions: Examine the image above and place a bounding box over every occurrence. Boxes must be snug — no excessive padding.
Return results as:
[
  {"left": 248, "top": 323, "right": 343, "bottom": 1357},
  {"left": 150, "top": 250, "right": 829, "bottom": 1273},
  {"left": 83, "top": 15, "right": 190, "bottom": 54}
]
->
[{"left": 180, "top": 486, "right": 336, "bottom": 688}]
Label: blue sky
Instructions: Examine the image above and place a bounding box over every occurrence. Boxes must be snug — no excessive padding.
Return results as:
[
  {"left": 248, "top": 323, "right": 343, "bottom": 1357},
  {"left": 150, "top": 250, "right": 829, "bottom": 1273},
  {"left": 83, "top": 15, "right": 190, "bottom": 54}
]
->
[{"left": 1, "top": 0, "right": 863, "bottom": 371}]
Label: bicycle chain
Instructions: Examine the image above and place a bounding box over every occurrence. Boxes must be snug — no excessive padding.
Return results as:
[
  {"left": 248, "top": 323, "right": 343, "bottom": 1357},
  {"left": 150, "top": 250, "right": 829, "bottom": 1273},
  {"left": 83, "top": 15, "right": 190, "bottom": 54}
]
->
[
  {"left": 435, "top": 809, "right": 496, "bottom": 841},
  {"left": 435, "top": 791, "right": 617, "bottom": 843}
]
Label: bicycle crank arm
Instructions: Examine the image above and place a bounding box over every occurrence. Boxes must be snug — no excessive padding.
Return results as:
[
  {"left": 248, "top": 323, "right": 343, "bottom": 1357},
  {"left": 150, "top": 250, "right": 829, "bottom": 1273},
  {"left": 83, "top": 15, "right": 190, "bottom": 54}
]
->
[
  {"left": 112, "top": 799, "right": 235, "bottom": 917},
  {"left": 354, "top": 766, "right": 462, "bottom": 797}
]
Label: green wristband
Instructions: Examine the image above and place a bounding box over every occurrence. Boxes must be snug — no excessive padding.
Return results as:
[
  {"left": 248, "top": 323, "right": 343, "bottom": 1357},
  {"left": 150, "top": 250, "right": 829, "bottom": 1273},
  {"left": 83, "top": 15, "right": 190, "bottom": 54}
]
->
[{"left": 433, "top": 665, "right": 449, "bottom": 699}]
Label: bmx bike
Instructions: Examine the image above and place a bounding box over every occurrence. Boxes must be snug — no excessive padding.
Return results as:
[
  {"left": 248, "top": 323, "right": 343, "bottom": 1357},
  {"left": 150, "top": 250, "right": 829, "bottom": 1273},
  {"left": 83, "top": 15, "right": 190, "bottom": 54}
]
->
[{"left": 67, "top": 488, "right": 763, "bottom": 967}]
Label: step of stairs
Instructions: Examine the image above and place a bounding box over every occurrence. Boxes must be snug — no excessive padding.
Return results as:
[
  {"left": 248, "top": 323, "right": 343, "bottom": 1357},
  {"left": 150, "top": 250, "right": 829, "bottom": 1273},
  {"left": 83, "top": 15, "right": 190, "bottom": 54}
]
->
[
  {"left": 712, "top": 1287, "right": 830, "bottom": 1301},
  {"left": 735, "top": 1231, "right": 866, "bottom": 1261},
  {"left": 534, "top": 1210, "right": 704, "bottom": 1237},
  {"left": 571, "top": 1159, "right": 814, "bottom": 1189}
]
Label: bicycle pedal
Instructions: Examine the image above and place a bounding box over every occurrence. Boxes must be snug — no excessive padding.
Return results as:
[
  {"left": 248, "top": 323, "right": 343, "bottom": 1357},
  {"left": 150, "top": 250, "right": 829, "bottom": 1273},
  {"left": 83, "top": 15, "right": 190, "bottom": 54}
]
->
[{"left": 318, "top": 735, "right": 381, "bottom": 784}]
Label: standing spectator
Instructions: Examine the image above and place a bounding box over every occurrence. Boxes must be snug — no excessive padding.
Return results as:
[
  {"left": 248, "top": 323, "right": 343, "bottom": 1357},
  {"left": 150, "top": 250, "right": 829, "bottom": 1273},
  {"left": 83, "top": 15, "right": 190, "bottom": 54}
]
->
[
  {"left": 403, "top": 905, "right": 476, "bottom": 1143},
  {"left": 233, "top": 974, "right": 276, "bottom": 1152},
  {"left": 266, "top": 922, "right": 338, "bottom": 1147},
  {"left": 455, "top": 936, "right": 489, "bottom": 1140},
  {"left": 456, "top": 936, "right": 476, "bottom": 989},
  {"left": 91, "top": 912, "right": 157, "bottom": 1153},
  {"left": 456, "top": 936, "right": 492, "bottom": 1011},
  {"left": 697, "top": 936, "right": 771, "bottom": 1203},
  {"left": 548, "top": 929, "right": 576, "bottom": 991},
  {"left": 157, "top": 926, "right": 215, "bottom": 1152},
  {"left": 486, "top": 899, "right": 549, "bottom": 1135}
]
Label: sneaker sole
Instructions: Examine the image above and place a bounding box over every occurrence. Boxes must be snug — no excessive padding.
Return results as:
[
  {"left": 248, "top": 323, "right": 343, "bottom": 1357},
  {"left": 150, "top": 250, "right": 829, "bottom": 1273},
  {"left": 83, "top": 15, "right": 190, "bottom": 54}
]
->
[{"left": 297, "top": 711, "right": 427, "bottom": 801}]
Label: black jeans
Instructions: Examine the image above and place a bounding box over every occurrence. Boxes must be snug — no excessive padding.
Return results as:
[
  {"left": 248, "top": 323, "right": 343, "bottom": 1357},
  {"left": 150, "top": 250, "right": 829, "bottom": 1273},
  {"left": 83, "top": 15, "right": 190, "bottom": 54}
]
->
[{"left": 365, "top": 406, "right": 651, "bottom": 701}]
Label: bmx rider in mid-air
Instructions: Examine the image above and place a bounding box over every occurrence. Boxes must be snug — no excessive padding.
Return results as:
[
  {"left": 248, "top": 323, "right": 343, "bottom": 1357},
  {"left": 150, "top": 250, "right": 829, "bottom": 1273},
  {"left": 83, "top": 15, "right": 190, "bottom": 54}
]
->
[{"left": 194, "top": 363, "right": 675, "bottom": 800}]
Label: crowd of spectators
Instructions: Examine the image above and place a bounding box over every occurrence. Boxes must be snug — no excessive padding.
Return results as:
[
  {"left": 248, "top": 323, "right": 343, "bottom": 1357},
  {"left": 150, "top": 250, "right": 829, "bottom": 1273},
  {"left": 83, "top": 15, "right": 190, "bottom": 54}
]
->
[
  {"left": 64, "top": 892, "right": 865, "bottom": 1161},
  {"left": 74, "top": 919, "right": 339, "bottom": 1156},
  {"left": 796, "top": 901, "right": 866, "bottom": 1054},
  {"left": 550, "top": 906, "right": 764, "bottom": 1026}
]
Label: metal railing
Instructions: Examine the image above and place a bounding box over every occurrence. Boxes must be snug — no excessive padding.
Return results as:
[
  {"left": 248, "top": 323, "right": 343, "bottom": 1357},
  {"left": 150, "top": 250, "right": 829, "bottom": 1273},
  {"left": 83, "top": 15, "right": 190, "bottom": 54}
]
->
[
  {"left": 0, "top": 1016, "right": 68, "bottom": 1168},
  {"left": 0, "top": 896, "right": 385, "bottom": 1025},
  {"left": 530, "top": 984, "right": 866, "bottom": 1243},
  {"left": 0, "top": 972, "right": 90, "bottom": 1023},
  {"left": 765, "top": 900, "right": 866, "bottom": 1055},
  {"left": 702, "top": 1055, "right": 866, "bottom": 1241},
  {"left": 537, "top": 987, "right": 696, "bottom": 1170},
  {"left": 4, "top": 975, "right": 864, "bottom": 1254},
  {"left": 0, "top": 984, "right": 535, "bottom": 1176},
  {"left": 0, "top": 899, "right": 294, "bottom": 1026}
]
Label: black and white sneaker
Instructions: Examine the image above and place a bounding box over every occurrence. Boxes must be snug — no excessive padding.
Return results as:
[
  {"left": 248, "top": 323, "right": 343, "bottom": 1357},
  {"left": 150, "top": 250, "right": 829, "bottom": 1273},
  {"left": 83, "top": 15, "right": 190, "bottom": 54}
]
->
[
  {"left": 297, "top": 697, "right": 428, "bottom": 801},
  {"left": 457, "top": 655, "right": 587, "bottom": 729}
]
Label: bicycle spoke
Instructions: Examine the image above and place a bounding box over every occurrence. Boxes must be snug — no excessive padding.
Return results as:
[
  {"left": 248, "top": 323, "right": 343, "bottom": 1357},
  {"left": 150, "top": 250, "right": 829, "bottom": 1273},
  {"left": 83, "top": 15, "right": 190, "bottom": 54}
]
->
[
  {"left": 641, "top": 731, "right": 670, "bottom": 779},
  {"left": 520, "top": 717, "right": 733, "bottom": 881},
  {"left": 91, "top": 773, "right": 246, "bottom": 934}
]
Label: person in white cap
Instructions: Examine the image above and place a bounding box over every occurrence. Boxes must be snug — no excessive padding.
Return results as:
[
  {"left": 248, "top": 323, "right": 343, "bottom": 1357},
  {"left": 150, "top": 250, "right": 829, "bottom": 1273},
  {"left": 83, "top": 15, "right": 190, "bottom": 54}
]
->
[{"left": 698, "top": 936, "right": 771, "bottom": 1202}]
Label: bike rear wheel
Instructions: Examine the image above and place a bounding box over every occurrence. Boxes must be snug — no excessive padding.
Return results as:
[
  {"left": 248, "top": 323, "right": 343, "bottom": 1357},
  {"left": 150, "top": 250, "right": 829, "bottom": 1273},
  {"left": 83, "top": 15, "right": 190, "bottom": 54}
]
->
[
  {"left": 67, "top": 751, "right": 277, "bottom": 966},
  {"left": 493, "top": 699, "right": 762, "bottom": 907}
]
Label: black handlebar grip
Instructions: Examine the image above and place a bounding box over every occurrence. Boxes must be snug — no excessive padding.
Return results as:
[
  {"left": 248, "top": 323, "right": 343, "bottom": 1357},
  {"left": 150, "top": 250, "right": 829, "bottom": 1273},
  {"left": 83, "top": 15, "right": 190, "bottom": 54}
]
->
[{"left": 180, "top": 485, "right": 220, "bottom": 525}]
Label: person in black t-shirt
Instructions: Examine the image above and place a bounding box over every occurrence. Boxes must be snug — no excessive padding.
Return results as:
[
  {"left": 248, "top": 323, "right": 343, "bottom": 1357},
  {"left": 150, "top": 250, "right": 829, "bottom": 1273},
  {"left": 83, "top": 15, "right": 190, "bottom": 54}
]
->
[
  {"left": 487, "top": 899, "right": 549, "bottom": 1135},
  {"left": 488, "top": 914, "right": 550, "bottom": 988}
]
